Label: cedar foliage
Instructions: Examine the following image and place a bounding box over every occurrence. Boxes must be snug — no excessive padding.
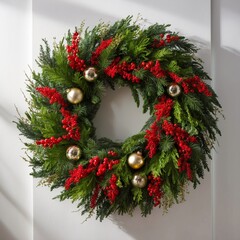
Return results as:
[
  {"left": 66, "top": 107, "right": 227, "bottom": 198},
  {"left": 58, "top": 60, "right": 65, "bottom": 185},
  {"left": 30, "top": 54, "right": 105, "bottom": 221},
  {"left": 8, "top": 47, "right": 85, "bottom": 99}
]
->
[{"left": 15, "top": 16, "right": 222, "bottom": 221}]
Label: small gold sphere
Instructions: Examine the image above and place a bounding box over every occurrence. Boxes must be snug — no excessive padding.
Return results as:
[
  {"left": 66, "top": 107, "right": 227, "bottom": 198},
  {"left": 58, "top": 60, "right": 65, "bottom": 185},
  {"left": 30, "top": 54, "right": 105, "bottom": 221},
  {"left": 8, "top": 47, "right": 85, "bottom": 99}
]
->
[
  {"left": 127, "top": 152, "right": 144, "bottom": 169},
  {"left": 67, "top": 88, "right": 83, "bottom": 104},
  {"left": 131, "top": 173, "right": 147, "bottom": 188},
  {"left": 66, "top": 145, "right": 81, "bottom": 160},
  {"left": 167, "top": 83, "right": 181, "bottom": 97},
  {"left": 84, "top": 67, "right": 98, "bottom": 82}
]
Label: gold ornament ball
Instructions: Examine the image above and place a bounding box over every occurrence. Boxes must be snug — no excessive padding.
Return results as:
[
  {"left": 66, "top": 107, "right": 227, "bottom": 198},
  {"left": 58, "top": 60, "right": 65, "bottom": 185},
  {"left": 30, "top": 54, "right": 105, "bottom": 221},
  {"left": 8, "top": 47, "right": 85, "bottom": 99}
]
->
[
  {"left": 127, "top": 152, "right": 145, "bottom": 169},
  {"left": 167, "top": 84, "right": 181, "bottom": 97},
  {"left": 67, "top": 88, "right": 84, "bottom": 104},
  {"left": 84, "top": 67, "right": 98, "bottom": 82},
  {"left": 66, "top": 145, "right": 81, "bottom": 160},
  {"left": 131, "top": 173, "right": 147, "bottom": 188}
]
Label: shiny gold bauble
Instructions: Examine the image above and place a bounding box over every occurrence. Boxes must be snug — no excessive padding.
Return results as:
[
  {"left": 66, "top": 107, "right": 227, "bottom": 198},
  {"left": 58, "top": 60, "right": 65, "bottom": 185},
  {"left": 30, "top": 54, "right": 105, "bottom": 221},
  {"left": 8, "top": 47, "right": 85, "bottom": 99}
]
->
[
  {"left": 127, "top": 151, "right": 144, "bottom": 169},
  {"left": 66, "top": 145, "right": 81, "bottom": 160},
  {"left": 84, "top": 67, "right": 98, "bottom": 82},
  {"left": 131, "top": 173, "right": 147, "bottom": 188},
  {"left": 167, "top": 83, "right": 181, "bottom": 97},
  {"left": 66, "top": 88, "right": 83, "bottom": 104}
]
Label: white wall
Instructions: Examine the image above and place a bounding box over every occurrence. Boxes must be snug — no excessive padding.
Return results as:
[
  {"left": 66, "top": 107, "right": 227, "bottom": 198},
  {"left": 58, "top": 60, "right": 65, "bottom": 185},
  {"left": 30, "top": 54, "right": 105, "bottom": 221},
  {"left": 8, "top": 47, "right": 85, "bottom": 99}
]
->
[
  {"left": 0, "top": 0, "right": 239, "bottom": 239},
  {"left": 0, "top": 0, "right": 33, "bottom": 240},
  {"left": 212, "top": 0, "right": 240, "bottom": 240}
]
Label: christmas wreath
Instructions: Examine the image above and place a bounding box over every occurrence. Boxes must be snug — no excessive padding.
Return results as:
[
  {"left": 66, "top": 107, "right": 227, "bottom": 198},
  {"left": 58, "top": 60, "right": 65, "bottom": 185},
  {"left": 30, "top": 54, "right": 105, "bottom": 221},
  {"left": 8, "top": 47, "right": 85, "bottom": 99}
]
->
[{"left": 16, "top": 16, "right": 222, "bottom": 221}]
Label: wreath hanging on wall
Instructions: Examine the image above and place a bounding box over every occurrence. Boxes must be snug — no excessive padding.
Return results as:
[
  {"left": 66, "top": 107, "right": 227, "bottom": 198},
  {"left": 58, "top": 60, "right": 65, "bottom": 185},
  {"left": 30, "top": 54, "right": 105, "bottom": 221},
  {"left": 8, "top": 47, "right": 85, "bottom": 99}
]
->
[{"left": 16, "top": 16, "right": 222, "bottom": 221}]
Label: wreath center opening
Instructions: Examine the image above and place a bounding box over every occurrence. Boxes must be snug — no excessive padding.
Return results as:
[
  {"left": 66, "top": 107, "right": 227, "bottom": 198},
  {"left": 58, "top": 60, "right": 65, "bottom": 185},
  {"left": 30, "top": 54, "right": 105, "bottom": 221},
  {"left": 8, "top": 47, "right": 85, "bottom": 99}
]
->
[{"left": 93, "top": 86, "right": 150, "bottom": 141}]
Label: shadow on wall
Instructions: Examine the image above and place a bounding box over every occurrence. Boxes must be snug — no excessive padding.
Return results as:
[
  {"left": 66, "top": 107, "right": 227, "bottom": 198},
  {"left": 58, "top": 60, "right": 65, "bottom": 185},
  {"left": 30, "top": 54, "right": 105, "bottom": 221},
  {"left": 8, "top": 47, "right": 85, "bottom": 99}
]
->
[
  {"left": 32, "top": 0, "right": 209, "bottom": 32},
  {"left": 0, "top": 221, "right": 17, "bottom": 240},
  {"left": 0, "top": 0, "right": 29, "bottom": 10},
  {"left": 33, "top": 0, "right": 118, "bottom": 26},
  {"left": 212, "top": 1, "right": 240, "bottom": 239},
  {"left": 123, "top": 0, "right": 208, "bottom": 26},
  {"left": 109, "top": 171, "right": 211, "bottom": 240},
  {"left": 0, "top": 185, "right": 31, "bottom": 223},
  {"left": 214, "top": 49, "right": 240, "bottom": 239},
  {"left": 0, "top": 105, "right": 13, "bottom": 124}
]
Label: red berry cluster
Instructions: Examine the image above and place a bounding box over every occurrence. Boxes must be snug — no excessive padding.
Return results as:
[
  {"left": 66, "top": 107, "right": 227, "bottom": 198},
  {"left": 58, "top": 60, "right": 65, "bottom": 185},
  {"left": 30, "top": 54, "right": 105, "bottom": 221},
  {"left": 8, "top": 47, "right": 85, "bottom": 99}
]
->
[
  {"left": 145, "top": 122, "right": 161, "bottom": 158},
  {"left": 90, "top": 38, "right": 113, "bottom": 65},
  {"left": 65, "top": 165, "right": 90, "bottom": 190},
  {"left": 66, "top": 31, "right": 86, "bottom": 72},
  {"left": 145, "top": 96, "right": 173, "bottom": 158},
  {"left": 169, "top": 72, "right": 212, "bottom": 97},
  {"left": 182, "top": 75, "right": 212, "bottom": 97},
  {"left": 105, "top": 57, "right": 140, "bottom": 83},
  {"left": 97, "top": 157, "right": 119, "bottom": 176},
  {"left": 162, "top": 120, "right": 197, "bottom": 180},
  {"left": 60, "top": 108, "right": 80, "bottom": 141},
  {"left": 139, "top": 60, "right": 166, "bottom": 79},
  {"left": 104, "top": 57, "right": 120, "bottom": 78},
  {"left": 65, "top": 156, "right": 101, "bottom": 190},
  {"left": 90, "top": 184, "right": 101, "bottom": 208},
  {"left": 108, "top": 150, "right": 118, "bottom": 157},
  {"left": 104, "top": 174, "right": 119, "bottom": 204},
  {"left": 36, "top": 87, "right": 67, "bottom": 107},
  {"left": 117, "top": 61, "right": 140, "bottom": 83},
  {"left": 36, "top": 87, "right": 80, "bottom": 148},
  {"left": 147, "top": 175, "right": 162, "bottom": 207},
  {"left": 165, "top": 34, "right": 180, "bottom": 43},
  {"left": 65, "top": 154, "right": 120, "bottom": 204},
  {"left": 168, "top": 72, "right": 183, "bottom": 83},
  {"left": 153, "top": 33, "right": 180, "bottom": 48},
  {"left": 36, "top": 136, "right": 63, "bottom": 148},
  {"left": 105, "top": 58, "right": 166, "bottom": 83},
  {"left": 154, "top": 95, "right": 173, "bottom": 121},
  {"left": 36, "top": 109, "right": 80, "bottom": 148}
]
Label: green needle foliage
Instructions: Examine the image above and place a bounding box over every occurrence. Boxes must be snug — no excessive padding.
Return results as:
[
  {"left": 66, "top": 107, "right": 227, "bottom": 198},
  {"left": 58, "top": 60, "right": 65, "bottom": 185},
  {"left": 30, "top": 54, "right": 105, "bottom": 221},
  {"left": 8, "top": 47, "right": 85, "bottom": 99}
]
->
[{"left": 15, "top": 16, "right": 222, "bottom": 221}]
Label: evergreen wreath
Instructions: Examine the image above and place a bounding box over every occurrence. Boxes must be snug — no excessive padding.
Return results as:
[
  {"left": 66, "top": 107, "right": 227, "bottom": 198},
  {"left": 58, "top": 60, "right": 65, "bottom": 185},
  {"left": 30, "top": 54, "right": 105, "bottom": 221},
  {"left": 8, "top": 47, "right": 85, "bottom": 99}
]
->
[{"left": 16, "top": 16, "right": 222, "bottom": 221}]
